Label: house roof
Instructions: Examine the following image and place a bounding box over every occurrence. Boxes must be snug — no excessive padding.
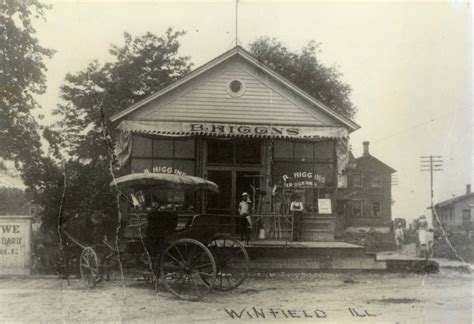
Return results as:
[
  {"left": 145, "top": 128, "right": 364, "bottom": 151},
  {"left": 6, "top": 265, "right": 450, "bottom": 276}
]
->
[
  {"left": 356, "top": 154, "right": 396, "bottom": 173},
  {"left": 109, "top": 46, "right": 360, "bottom": 132},
  {"left": 433, "top": 192, "right": 474, "bottom": 209}
]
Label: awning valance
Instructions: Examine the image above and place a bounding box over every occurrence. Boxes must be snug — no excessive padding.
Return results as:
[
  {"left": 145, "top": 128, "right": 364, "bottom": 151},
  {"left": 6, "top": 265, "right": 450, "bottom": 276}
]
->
[{"left": 117, "top": 120, "right": 348, "bottom": 139}]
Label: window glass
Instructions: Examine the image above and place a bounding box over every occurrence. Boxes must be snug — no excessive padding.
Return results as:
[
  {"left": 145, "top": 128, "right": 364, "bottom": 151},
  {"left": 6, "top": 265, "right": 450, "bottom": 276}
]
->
[
  {"left": 235, "top": 139, "right": 261, "bottom": 164},
  {"left": 372, "top": 202, "right": 381, "bottom": 217},
  {"left": 352, "top": 201, "right": 362, "bottom": 217},
  {"left": 173, "top": 160, "right": 195, "bottom": 176},
  {"left": 463, "top": 210, "right": 471, "bottom": 223},
  {"left": 151, "top": 159, "right": 174, "bottom": 174},
  {"left": 273, "top": 162, "right": 314, "bottom": 188},
  {"left": 314, "top": 141, "right": 333, "bottom": 160},
  {"left": 313, "top": 164, "right": 334, "bottom": 187},
  {"left": 174, "top": 138, "right": 195, "bottom": 158},
  {"left": 207, "top": 139, "right": 233, "bottom": 163},
  {"left": 353, "top": 174, "right": 362, "bottom": 188},
  {"left": 152, "top": 139, "right": 174, "bottom": 158},
  {"left": 371, "top": 174, "right": 382, "bottom": 188},
  {"left": 131, "top": 158, "right": 152, "bottom": 173},
  {"left": 274, "top": 140, "right": 293, "bottom": 160},
  {"left": 294, "top": 142, "right": 313, "bottom": 161},
  {"left": 132, "top": 136, "right": 152, "bottom": 157}
]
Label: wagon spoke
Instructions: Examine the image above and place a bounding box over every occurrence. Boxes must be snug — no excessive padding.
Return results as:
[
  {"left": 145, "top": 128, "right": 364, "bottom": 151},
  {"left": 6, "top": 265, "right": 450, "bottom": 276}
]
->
[
  {"left": 223, "top": 250, "right": 245, "bottom": 263},
  {"left": 163, "top": 264, "right": 183, "bottom": 271},
  {"left": 192, "top": 262, "right": 213, "bottom": 270},
  {"left": 174, "top": 245, "right": 186, "bottom": 263},
  {"left": 189, "top": 274, "right": 201, "bottom": 297},
  {"left": 197, "top": 271, "right": 214, "bottom": 277},
  {"left": 225, "top": 275, "right": 232, "bottom": 288},
  {"left": 169, "top": 272, "right": 185, "bottom": 289},
  {"left": 166, "top": 252, "right": 184, "bottom": 266}
]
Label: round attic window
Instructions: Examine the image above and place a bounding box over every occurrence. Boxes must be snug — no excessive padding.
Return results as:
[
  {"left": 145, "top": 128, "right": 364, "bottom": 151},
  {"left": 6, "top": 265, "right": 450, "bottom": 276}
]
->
[{"left": 227, "top": 79, "right": 245, "bottom": 97}]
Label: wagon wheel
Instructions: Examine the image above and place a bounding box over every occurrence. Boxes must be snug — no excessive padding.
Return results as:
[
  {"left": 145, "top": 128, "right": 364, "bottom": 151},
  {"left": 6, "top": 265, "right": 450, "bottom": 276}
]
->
[
  {"left": 206, "top": 235, "right": 249, "bottom": 291},
  {"left": 160, "top": 238, "right": 216, "bottom": 301},
  {"left": 80, "top": 247, "right": 100, "bottom": 288}
]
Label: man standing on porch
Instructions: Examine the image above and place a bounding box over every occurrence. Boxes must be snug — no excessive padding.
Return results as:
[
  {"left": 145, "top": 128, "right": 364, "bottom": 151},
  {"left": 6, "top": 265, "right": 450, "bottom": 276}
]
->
[
  {"left": 238, "top": 192, "right": 252, "bottom": 242},
  {"left": 290, "top": 195, "right": 304, "bottom": 241}
]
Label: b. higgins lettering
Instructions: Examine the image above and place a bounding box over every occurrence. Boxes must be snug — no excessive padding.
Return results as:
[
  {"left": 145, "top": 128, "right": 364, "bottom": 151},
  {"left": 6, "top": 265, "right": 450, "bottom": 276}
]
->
[{"left": 190, "top": 123, "right": 300, "bottom": 136}]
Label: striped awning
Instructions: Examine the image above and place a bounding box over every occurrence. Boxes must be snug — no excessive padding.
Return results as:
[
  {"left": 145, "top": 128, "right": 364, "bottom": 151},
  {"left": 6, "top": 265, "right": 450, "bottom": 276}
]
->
[{"left": 117, "top": 120, "right": 348, "bottom": 139}]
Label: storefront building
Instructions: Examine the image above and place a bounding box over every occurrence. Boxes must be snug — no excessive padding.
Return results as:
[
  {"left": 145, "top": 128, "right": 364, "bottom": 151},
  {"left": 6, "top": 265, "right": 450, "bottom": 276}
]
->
[{"left": 112, "top": 46, "right": 359, "bottom": 241}]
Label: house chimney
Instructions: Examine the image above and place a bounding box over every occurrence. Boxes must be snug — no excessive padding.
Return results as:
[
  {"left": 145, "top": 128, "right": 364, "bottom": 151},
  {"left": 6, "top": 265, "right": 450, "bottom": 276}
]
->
[
  {"left": 363, "top": 141, "right": 370, "bottom": 157},
  {"left": 467, "top": 184, "right": 471, "bottom": 195}
]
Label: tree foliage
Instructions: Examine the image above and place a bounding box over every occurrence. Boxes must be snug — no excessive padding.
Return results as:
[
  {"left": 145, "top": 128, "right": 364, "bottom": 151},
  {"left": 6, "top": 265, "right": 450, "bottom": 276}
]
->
[
  {"left": 29, "top": 29, "right": 193, "bottom": 242},
  {"left": 0, "top": 0, "right": 54, "bottom": 167},
  {"left": 54, "top": 29, "right": 193, "bottom": 159},
  {"left": 248, "top": 37, "right": 356, "bottom": 119}
]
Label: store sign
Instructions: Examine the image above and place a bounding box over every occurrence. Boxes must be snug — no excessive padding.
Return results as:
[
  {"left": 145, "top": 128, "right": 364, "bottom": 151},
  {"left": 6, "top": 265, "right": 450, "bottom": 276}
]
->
[
  {"left": 190, "top": 123, "right": 300, "bottom": 136},
  {"left": 282, "top": 171, "right": 327, "bottom": 188},
  {"left": 143, "top": 167, "right": 187, "bottom": 176},
  {"left": 0, "top": 216, "right": 31, "bottom": 275}
]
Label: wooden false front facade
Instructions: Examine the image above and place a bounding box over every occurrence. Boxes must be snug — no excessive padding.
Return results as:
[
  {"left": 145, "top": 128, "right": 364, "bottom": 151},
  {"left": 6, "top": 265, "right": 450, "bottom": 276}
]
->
[{"left": 112, "top": 46, "right": 359, "bottom": 242}]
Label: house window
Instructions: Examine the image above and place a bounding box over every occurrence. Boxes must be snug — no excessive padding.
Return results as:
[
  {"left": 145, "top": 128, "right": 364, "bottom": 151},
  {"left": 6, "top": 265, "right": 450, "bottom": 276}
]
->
[
  {"left": 353, "top": 174, "right": 362, "bottom": 188},
  {"left": 463, "top": 209, "right": 471, "bottom": 224},
  {"left": 372, "top": 202, "right": 381, "bottom": 217},
  {"left": 352, "top": 200, "right": 362, "bottom": 217},
  {"left": 371, "top": 174, "right": 381, "bottom": 188},
  {"left": 449, "top": 208, "right": 455, "bottom": 222}
]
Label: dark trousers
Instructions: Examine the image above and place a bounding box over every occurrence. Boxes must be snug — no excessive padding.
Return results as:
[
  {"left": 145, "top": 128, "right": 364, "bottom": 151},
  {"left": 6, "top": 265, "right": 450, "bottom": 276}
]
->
[
  {"left": 293, "top": 211, "right": 302, "bottom": 241},
  {"left": 240, "top": 214, "right": 251, "bottom": 241}
]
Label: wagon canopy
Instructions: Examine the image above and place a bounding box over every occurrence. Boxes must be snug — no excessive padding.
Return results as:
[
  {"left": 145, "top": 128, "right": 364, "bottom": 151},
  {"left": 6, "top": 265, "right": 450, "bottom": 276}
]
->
[{"left": 110, "top": 172, "right": 219, "bottom": 193}]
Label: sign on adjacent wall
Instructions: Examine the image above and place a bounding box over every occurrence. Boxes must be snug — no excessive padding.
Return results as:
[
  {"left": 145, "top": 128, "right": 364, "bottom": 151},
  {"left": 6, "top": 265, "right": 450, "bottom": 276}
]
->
[
  {"left": 318, "top": 199, "right": 332, "bottom": 214},
  {"left": 0, "top": 216, "right": 32, "bottom": 275}
]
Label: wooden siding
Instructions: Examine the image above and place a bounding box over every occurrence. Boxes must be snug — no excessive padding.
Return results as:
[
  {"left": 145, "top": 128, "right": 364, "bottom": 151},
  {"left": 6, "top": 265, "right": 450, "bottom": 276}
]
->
[{"left": 133, "top": 59, "right": 340, "bottom": 127}]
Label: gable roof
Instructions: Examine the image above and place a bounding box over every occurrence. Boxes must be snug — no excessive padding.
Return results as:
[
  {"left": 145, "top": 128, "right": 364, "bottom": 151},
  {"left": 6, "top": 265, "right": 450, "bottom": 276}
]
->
[
  {"left": 110, "top": 46, "right": 359, "bottom": 132},
  {"left": 433, "top": 193, "right": 474, "bottom": 209},
  {"left": 356, "top": 155, "right": 396, "bottom": 173}
]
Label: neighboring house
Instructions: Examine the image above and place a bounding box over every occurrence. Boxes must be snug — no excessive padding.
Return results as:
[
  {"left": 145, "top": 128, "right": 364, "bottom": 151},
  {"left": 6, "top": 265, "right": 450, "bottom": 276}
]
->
[
  {"left": 337, "top": 141, "right": 396, "bottom": 234},
  {"left": 432, "top": 185, "right": 474, "bottom": 230}
]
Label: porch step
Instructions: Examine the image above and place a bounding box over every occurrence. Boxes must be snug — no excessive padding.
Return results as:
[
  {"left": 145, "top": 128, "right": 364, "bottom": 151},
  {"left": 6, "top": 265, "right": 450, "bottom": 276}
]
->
[
  {"left": 300, "top": 216, "right": 335, "bottom": 241},
  {"left": 244, "top": 242, "right": 387, "bottom": 271}
]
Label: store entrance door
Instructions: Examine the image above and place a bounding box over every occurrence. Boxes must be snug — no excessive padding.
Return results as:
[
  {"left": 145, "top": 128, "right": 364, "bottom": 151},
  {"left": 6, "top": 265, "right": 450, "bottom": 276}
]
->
[{"left": 207, "top": 168, "right": 261, "bottom": 216}]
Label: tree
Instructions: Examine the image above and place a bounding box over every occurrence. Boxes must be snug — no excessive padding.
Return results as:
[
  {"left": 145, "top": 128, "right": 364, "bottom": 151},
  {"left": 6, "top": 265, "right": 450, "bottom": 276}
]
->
[
  {"left": 54, "top": 29, "right": 193, "bottom": 160},
  {"left": 0, "top": 0, "right": 54, "bottom": 168},
  {"left": 30, "top": 29, "right": 193, "bottom": 244},
  {"left": 248, "top": 37, "right": 356, "bottom": 119}
]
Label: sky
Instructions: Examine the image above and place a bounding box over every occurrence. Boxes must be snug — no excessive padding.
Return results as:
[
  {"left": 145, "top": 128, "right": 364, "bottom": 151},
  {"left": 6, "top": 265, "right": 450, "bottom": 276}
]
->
[{"left": 32, "top": 0, "right": 472, "bottom": 224}]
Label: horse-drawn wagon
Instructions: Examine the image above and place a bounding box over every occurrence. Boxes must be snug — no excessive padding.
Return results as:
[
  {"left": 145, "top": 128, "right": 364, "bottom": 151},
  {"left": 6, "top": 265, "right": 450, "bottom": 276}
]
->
[{"left": 62, "top": 172, "right": 249, "bottom": 300}]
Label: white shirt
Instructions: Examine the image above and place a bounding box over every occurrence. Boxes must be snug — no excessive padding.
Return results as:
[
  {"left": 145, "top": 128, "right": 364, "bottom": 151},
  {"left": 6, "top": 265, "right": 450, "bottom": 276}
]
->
[
  {"left": 239, "top": 199, "right": 251, "bottom": 215},
  {"left": 290, "top": 201, "right": 304, "bottom": 212}
]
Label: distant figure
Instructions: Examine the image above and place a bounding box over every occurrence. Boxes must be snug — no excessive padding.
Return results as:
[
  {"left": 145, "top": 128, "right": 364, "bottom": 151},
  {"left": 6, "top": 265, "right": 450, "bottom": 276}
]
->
[
  {"left": 417, "top": 215, "right": 429, "bottom": 258},
  {"left": 290, "top": 195, "right": 304, "bottom": 241},
  {"left": 238, "top": 192, "right": 252, "bottom": 243},
  {"left": 395, "top": 222, "right": 404, "bottom": 250}
]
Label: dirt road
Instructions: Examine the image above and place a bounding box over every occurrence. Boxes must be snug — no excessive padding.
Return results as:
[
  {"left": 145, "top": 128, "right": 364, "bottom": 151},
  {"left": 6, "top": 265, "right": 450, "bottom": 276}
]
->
[{"left": 0, "top": 270, "right": 471, "bottom": 323}]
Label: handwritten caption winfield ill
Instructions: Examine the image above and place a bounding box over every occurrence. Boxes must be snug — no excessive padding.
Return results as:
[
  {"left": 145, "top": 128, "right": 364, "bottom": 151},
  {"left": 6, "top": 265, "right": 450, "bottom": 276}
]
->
[{"left": 224, "top": 307, "right": 376, "bottom": 320}]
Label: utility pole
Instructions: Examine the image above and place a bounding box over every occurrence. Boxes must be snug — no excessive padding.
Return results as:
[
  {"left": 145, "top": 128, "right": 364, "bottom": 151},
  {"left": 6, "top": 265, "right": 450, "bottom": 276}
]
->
[
  {"left": 235, "top": 0, "right": 239, "bottom": 46},
  {"left": 420, "top": 155, "right": 443, "bottom": 222}
]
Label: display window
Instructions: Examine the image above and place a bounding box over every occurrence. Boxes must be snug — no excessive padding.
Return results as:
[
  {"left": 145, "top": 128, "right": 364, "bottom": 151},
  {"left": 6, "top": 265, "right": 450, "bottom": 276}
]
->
[
  {"left": 130, "top": 135, "right": 196, "bottom": 175},
  {"left": 272, "top": 139, "right": 336, "bottom": 215},
  {"left": 207, "top": 138, "right": 261, "bottom": 164}
]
